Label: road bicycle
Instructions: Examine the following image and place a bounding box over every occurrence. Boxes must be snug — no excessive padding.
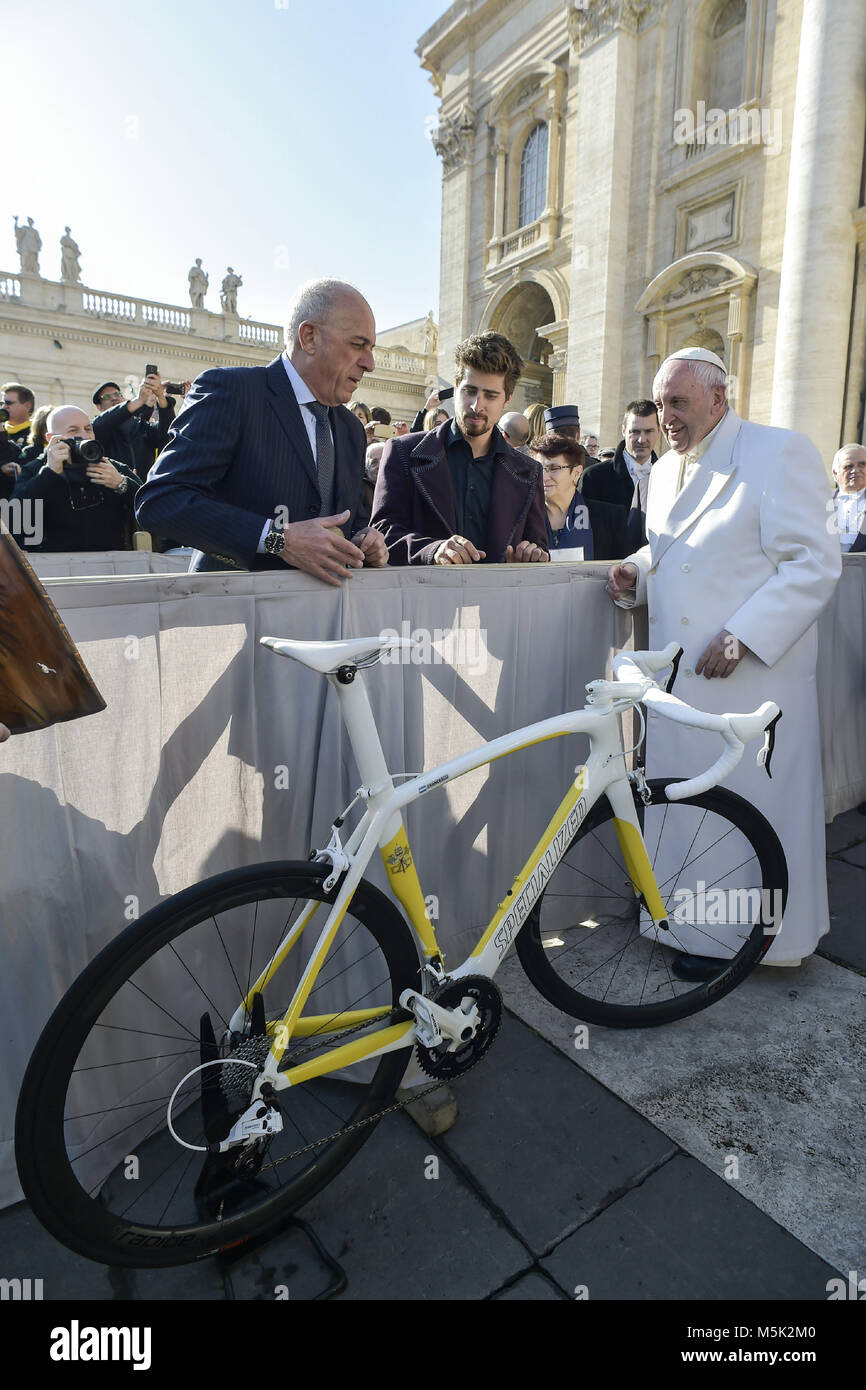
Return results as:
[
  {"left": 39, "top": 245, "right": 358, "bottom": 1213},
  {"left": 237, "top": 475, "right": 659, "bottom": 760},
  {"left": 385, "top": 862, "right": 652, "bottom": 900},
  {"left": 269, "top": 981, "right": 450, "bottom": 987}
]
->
[{"left": 15, "top": 635, "right": 787, "bottom": 1268}]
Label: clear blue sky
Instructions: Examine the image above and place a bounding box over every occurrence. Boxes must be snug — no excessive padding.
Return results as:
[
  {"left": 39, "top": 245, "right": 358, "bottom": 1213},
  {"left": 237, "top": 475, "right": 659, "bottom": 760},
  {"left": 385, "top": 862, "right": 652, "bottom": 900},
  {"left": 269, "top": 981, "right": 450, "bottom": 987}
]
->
[{"left": 4, "top": 0, "right": 447, "bottom": 332}]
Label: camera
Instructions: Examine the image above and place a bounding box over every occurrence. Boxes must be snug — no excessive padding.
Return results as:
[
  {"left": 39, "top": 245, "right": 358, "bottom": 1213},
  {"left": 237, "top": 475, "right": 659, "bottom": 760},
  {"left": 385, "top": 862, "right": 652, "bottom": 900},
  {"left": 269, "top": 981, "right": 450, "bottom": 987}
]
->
[
  {"left": 62, "top": 437, "right": 104, "bottom": 474},
  {"left": 163, "top": 382, "right": 184, "bottom": 396},
  {"left": 0, "top": 408, "right": 8, "bottom": 425}
]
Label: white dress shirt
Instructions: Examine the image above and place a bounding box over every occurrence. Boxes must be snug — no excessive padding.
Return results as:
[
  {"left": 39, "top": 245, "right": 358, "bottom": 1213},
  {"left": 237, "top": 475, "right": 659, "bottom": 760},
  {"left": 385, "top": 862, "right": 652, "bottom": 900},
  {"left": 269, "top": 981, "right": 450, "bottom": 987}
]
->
[
  {"left": 834, "top": 486, "right": 866, "bottom": 551},
  {"left": 674, "top": 409, "right": 728, "bottom": 492},
  {"left": 257, "top": 354, "right": 335, "bottom": 552},
  {"left": 623, "top": 447, "right": 652, "bottom": 485}
]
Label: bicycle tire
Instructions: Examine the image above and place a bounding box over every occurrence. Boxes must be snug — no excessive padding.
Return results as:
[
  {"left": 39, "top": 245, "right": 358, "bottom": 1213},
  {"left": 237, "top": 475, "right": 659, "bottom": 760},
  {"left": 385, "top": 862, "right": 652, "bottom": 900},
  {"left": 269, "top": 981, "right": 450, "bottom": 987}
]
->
[
  {"left": 15, "top": 861, "right": 420, "bottom": 1268},
  {"left": 515, "top": 779, "right": 788, "bottom": 1027}
]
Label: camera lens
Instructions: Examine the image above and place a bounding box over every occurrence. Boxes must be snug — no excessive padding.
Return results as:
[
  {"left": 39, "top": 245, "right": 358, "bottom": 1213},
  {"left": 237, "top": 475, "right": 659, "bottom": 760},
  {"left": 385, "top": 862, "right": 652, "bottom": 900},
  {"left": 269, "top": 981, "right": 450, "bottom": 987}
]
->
[{"left": 77, "top": 439, "right": 103, "bottom": 464}]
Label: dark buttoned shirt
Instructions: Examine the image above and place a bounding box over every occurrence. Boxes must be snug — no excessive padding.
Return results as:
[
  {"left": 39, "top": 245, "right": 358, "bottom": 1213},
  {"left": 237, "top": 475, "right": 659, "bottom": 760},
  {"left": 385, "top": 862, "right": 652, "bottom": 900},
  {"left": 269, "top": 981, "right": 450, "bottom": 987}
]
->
[{"left": 445, "top": 421, "right": 507, "bottom": 550}]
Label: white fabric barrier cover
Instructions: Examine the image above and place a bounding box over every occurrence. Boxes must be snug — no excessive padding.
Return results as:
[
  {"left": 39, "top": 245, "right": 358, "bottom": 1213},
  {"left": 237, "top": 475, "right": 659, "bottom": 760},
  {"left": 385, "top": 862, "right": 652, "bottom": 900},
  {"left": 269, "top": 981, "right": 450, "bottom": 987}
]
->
[
  {"left": 28, "top": 550, "right": 191, "bottom": 578},
  {"left": 1, "top": 558, "right": 861, "bottom": 1208}
]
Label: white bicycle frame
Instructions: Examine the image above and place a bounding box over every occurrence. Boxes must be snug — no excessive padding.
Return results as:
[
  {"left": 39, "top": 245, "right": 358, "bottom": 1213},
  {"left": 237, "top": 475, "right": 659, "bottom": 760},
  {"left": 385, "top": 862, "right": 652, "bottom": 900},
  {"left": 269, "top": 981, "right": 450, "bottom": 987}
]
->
[{"left": 231, "top": 637, "right": 778, "bottom": 1103}]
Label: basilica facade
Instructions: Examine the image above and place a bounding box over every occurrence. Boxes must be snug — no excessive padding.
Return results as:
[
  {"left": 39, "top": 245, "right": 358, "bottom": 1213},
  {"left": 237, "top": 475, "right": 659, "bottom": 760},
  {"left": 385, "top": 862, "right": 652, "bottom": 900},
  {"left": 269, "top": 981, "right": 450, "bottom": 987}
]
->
[{"left": 418, "top": 0, "right": 866, "bottom": 466}]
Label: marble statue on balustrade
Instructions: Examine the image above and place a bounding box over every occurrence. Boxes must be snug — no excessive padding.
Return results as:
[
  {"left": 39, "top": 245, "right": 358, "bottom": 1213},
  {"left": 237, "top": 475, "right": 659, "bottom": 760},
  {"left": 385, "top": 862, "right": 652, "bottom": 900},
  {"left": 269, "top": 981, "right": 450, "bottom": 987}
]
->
[
  {"left": 424, "top": 310, "right": 438, "bottom": 356},
  {"left": 60, "top": 228, "right": 81, "bottom": 283},
  {"left": 188, "top": 258, "right": 208, "bottom": 308},
  {"left": 14, "top": 216, "right": 41, "bottom": 274},
  {"left": 220, "top": 267, "right": 242, "bottom": 315}
]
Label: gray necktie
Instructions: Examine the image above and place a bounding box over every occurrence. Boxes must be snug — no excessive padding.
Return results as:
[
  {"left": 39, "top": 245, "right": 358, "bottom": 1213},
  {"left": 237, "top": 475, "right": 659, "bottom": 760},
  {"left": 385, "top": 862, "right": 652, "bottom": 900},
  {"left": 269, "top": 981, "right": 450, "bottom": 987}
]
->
[{"left": 305, "top": 401, "right": 335, "bottom": 515}]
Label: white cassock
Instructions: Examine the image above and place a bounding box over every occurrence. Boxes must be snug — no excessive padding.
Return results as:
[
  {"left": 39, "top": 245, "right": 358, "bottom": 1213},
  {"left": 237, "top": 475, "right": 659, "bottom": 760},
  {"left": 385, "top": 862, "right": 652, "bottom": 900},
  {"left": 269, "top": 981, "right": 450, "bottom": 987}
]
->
[{"left": 617, "top": 407, "right": 841, "bottom": 962}]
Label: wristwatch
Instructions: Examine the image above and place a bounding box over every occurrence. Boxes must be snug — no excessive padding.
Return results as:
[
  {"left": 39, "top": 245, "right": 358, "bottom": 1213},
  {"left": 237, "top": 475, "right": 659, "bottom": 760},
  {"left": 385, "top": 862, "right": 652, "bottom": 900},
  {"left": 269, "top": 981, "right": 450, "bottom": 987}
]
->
[
  {"left": 115, "top": 475, "right": 129, "bottom": 495},
  {"left": 264, "top": 521, "right": 286, "bottom": 557}
]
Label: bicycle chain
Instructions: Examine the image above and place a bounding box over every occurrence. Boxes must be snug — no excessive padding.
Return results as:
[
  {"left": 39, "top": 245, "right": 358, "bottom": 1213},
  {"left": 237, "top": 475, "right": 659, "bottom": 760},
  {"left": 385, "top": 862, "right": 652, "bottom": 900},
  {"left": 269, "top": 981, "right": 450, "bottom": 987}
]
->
[{"left": 253, "top": 998, "right": 491, "bottom": 1171}]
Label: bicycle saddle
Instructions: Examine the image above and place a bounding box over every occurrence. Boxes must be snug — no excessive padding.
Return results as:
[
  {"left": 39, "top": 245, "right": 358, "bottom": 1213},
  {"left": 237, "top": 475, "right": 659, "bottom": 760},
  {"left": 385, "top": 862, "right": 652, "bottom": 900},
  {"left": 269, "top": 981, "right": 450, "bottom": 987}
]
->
[{"left": 260, "top": 635, "right": 415, "bottom": 673}]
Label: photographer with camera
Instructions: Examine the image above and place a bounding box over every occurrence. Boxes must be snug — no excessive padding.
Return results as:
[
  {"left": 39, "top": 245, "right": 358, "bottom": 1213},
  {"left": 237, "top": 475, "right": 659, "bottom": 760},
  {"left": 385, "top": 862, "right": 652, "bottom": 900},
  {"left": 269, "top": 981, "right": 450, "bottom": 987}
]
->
[
  {"left": 1, "top": 383, "right": 36, "bottom": 500},
  {"left": 92, "top": 369, "right": 184, "bottom": 482},
  {"left": 10, "top": 405, "right": 140, "bottom": 552}
]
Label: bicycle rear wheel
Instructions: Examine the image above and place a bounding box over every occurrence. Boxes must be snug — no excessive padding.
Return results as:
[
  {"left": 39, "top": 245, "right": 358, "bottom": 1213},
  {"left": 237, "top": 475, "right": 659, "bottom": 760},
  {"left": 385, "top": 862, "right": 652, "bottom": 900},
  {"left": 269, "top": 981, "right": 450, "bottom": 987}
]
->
[
  {"left": 15, "top": 862, "right": 420, "bottom": 1267},
  {"left": 516, "top": 780, "right": 787, "bottom": 1027}
]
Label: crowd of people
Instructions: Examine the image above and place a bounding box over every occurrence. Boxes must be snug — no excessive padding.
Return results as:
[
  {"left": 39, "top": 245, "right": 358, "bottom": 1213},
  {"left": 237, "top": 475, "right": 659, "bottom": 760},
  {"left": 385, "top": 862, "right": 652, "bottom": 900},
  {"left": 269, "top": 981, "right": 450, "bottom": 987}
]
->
[
  {"left": 0, "top": 278, "right": 863, "bottom": 564},
  {"left": 1, "top": 274, "right": 861, "bottom": 981},
  {"left": 0, "top": 374, "right": 190, "bottom": 553}
]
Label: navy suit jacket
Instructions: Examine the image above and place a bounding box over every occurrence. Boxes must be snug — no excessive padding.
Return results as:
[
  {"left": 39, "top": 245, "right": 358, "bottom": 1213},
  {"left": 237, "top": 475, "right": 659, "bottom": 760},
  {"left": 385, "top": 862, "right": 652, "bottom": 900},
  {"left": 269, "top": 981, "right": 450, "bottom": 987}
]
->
[
  {"left": 134, "top": 356, "right": 369, "bottom": 572},
  {"left": 580, "top": 439, "right": 658, "bottom": 550}
]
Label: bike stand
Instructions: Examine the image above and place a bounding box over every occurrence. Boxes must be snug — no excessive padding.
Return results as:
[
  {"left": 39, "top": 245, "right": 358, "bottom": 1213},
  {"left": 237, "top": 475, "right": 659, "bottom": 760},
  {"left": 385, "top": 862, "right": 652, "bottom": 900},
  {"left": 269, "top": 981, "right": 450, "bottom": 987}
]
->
[{"left": 215, "top": 1214, "right": 348, "bottom": 1301}]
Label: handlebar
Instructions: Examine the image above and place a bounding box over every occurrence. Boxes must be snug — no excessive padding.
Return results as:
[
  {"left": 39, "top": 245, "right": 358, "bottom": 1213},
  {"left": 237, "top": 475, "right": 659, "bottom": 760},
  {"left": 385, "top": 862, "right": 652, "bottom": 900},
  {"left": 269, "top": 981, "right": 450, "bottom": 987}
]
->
[{"left": 605, "top": 645, "right": 781, "bottom": 802}]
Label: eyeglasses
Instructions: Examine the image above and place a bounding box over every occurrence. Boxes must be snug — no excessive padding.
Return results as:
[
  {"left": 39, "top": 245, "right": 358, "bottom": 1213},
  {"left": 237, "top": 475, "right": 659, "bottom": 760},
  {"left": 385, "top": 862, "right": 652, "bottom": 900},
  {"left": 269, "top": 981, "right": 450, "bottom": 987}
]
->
[{"left": 540, "top": 463, "right": 573, "bottom": 474}]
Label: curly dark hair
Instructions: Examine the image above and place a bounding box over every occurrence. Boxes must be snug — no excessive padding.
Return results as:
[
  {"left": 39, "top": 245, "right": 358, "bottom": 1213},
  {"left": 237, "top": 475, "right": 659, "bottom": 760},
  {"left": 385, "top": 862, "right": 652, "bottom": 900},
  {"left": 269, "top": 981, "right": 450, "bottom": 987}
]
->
[
  {"left": 454, "top": 332, "right": 524, "bottom": 400},
  {"left": 531, "top": 432, "right": 586, "bottom": 472}
]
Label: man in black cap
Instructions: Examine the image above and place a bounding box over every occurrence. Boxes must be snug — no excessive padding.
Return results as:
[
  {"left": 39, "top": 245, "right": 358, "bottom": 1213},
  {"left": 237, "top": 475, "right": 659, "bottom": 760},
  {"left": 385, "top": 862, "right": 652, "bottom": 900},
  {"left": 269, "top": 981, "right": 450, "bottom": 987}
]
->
[
  {"left": 543, "top": 404, "right": 582, "bottom": 442},
  {"left": 92, "top": 372, "right": 179, "bottom": 482}
]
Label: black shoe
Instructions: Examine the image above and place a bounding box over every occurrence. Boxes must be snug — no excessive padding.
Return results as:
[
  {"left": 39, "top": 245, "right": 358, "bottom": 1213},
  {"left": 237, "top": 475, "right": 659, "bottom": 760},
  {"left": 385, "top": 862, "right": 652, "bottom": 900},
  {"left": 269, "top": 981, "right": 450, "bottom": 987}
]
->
[{"left": 671, "top": 953, "right": 722, "bottom": 982}]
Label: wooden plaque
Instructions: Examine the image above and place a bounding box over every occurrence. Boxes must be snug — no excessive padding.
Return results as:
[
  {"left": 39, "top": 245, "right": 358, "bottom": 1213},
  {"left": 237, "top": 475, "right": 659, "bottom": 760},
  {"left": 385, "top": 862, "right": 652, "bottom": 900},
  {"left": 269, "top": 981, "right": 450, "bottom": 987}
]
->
[{"left": 0, "top": 528, "right": 106, "bottom": 733}]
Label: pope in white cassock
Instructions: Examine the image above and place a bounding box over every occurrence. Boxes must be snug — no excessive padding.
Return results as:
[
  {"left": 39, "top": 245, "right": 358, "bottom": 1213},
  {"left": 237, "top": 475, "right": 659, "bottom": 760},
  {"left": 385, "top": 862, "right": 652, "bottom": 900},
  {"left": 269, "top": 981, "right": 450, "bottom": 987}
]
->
[{"left": 607, "top": 347, "right": 841, "bottom": 975}]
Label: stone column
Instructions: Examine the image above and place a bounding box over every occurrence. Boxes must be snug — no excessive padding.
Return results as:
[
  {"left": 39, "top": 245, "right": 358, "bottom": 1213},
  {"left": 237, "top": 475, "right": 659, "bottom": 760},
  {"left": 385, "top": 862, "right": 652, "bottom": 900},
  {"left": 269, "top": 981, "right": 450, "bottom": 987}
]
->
[
  {"left": 538, "top": 318, "right": 570, "bottom": 404},
  {"left": 565, "top": 3, "right": 646, "bottom": 445},
  {"left": 770, "top": 0, "right": 866, "bottom": 463},
  {"left": 433, "top": 102, "right": 477, "bottom": 376},
  {"left": 488, "top": 138, "right": 507, "bottom": 267},
  {"left": 842, "top": 206, "right": 866, "bottom": 444},
  {"left": 545, "top": 71, "right": 566, "bottom": 238}
]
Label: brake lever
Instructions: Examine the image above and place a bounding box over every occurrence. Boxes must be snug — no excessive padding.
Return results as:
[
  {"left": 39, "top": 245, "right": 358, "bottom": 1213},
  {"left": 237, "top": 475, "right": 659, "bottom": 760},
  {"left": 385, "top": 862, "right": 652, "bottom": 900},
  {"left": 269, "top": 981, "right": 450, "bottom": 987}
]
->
[
  {"left": 757, "top": 710, "right": 783, "bottom": 778},
  {"left": 663, "top": 647, "right": 684, "bottom": 695}
]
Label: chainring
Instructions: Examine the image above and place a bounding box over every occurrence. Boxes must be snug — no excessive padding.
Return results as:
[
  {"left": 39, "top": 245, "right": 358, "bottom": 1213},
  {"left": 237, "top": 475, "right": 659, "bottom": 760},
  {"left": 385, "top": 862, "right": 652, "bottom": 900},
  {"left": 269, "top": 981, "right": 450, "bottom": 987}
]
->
[{"left": 415, "top": 975, "right": 502, "bottom": 1081}]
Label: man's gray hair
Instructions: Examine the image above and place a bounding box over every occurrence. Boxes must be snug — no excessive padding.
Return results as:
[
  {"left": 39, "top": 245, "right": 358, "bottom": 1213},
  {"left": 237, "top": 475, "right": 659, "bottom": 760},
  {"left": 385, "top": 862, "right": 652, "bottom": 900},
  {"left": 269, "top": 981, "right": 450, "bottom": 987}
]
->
[
  {"left": 832, "top": 443, "right": 866, "bottom": 474},
  {"left": 653, "top": 359, "right": 728, "bottom": 397},
  {"left": 286, "top": 278, "right": 364, "bottom": 343}
]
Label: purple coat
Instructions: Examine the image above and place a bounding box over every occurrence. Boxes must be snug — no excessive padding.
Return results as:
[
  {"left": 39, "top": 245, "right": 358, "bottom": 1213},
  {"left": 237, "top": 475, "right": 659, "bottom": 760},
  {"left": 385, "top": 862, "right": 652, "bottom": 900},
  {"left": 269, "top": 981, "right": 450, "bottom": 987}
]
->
[{"left": 370, "top": 420, "right": 548, "bottom": 565}]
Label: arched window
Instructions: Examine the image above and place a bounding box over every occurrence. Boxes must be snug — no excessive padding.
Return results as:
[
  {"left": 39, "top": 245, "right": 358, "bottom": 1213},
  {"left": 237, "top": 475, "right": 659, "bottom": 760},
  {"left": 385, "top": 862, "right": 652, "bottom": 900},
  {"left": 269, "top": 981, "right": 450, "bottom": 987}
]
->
[
  {"left": 697, "top": 0, "right": 747, "bottom": 115},
  {"left": 518, "top": 123, "right": 548, "bottom": 227},
  {"left": 713, "top": 0, "right": 746, "bottom": 37}
]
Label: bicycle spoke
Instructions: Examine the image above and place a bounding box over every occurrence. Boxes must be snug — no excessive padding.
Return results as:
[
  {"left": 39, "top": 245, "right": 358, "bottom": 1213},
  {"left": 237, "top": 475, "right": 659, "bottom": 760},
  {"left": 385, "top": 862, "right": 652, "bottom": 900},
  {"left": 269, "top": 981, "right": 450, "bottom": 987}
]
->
[{"left": 520, "top": 784, "right": 781, "bottom": 1024}]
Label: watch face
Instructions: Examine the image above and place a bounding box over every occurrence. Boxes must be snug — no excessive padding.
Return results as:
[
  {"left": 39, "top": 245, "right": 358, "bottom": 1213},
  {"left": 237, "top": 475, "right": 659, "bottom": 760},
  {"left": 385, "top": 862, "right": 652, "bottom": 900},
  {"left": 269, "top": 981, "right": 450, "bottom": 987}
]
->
[{"left": 265, "top": 528, "right": 285, "bottom": 555}]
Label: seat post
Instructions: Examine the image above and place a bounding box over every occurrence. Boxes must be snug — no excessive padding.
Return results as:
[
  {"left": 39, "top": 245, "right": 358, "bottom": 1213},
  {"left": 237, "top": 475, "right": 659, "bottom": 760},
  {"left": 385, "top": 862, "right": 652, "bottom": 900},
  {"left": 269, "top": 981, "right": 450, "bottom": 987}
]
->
[{"left": 329, "top": 668, "right": 396, "bottom": 814}]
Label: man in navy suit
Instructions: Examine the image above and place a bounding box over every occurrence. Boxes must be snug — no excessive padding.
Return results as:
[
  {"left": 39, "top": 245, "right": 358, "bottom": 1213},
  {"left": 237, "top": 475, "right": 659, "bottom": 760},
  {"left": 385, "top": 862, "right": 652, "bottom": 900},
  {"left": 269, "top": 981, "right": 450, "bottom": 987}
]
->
[{"left": 135, "top": 279, "right": 387, "bottom": 582}]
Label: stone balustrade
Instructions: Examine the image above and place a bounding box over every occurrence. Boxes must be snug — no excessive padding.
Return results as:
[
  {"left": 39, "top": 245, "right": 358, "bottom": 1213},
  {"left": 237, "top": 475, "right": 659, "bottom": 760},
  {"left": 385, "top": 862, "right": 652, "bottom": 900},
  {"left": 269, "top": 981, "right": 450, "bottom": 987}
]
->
[{"left": 0, "top": 270, "right": 282, "bottom": 348}]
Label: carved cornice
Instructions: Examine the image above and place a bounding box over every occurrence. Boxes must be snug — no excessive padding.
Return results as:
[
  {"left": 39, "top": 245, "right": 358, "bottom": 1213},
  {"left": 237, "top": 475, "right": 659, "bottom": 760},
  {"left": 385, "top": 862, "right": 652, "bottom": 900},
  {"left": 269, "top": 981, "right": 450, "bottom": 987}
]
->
[
  {"left": 665, "top": 267, "right": 732, "bottom": 303},
  {"left": 0, "top": 317, "right": 274, "bottom": 365},
  {"left": 568, "top": 0, "right": 659, "bottom": 53},
  {"left": 432, "top": 101, "right": 477, "bottom": 173}
]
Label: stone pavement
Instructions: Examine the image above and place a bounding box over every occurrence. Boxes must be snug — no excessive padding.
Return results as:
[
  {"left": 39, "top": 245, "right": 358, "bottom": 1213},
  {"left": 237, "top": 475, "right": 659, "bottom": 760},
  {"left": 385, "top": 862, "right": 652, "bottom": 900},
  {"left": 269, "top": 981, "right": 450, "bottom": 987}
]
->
[{"left": 1, "top": 812, "right": 862, "bottom": 1302}]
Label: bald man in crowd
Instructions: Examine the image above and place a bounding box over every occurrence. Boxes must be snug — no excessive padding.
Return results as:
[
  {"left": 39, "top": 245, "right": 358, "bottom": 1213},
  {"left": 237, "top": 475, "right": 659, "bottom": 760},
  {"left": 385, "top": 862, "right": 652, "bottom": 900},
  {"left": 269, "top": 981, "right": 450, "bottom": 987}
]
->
[
  {"left": 830, "top": 443, "right": 866, "bottom": 552},
  {"left": 607, "top": 346, "right": 840, "bottom": 977},
  {"left": 10, "top": 406, "right": 140, "bottom": 551},
  {"left": 500, "top": 411, "right": 531, "bottom": 453}
]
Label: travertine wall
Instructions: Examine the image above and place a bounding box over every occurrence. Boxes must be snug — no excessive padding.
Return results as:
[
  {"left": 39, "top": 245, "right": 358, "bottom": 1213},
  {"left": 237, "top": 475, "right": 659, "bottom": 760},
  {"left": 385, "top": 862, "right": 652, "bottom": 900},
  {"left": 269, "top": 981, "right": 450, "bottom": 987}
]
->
[{"left": 419, "top": 0, "right": 866, "bottom": 465}]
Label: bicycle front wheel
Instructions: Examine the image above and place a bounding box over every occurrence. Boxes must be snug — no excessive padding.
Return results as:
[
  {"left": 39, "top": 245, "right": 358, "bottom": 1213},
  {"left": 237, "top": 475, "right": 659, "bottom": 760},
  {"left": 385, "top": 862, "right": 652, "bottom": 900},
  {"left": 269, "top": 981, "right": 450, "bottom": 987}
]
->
[
  {"left": 15, "top": 862, "right": 420, "bottom": 1267},
  {"left": 516, "top": 780, "right": 787, "bottom": 1027}
]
